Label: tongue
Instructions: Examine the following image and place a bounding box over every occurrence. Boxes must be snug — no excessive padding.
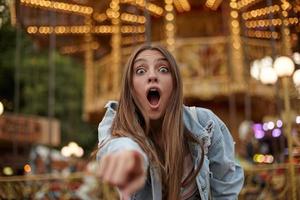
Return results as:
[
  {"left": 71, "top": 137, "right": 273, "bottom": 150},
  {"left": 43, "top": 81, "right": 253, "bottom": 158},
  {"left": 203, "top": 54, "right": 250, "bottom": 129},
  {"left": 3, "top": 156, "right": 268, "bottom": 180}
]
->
[{"left": 149, "top": 94, "right": 159, "bottom": 106}]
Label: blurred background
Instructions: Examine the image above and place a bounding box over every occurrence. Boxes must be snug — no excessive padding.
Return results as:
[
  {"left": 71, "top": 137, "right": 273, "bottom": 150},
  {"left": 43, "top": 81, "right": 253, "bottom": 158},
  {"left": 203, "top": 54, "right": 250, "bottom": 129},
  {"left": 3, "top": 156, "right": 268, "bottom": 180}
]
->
[{"left": 0, "top": 0, "right": 299, "bottom": 199}]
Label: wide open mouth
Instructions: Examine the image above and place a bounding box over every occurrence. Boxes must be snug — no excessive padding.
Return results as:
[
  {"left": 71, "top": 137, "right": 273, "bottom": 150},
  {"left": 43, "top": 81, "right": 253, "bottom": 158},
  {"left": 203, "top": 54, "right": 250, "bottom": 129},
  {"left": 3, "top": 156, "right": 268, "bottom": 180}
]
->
[{"left": 147, "top": 89, "right": 160, "bottom": 106}]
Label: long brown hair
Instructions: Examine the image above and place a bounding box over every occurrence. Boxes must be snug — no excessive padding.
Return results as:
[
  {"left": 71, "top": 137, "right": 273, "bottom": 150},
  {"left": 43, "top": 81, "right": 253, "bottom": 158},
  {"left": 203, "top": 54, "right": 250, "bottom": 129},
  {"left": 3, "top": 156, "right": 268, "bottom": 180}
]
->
[{"left": 110, "top": 44, "right": 203, "bottom": 200}]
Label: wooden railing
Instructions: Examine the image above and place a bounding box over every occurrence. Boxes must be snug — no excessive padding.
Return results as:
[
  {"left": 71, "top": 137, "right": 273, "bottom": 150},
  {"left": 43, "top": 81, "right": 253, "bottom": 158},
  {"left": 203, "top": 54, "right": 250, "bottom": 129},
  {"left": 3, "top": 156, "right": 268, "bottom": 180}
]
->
[
  {"left": 0, "top": 172, "right": 118, "bottom": 200},
  {"left": 240, "top": 163, "right": 300, "bottom": 200},
  {"left": 1, "top": 163, "right": 299, "bottom": 199}
]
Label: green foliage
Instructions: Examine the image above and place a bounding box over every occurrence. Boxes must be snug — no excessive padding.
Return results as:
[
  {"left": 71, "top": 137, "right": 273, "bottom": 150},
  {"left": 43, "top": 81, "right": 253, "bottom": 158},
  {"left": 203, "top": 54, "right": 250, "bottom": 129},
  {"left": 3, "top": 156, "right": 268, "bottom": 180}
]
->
[{"left": 0, "top": 22, "right": 97, "bottom": 156}]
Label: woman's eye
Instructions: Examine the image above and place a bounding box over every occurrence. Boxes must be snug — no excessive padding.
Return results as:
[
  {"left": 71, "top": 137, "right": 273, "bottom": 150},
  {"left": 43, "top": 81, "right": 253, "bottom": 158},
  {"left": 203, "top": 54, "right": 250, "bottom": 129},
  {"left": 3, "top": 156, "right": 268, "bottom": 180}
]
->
[
  {"left": 159, "top": 66, "right": 169, "bottom": 73},
  {"left": 136, "top": 68, "right": 146, "bottom": 74}
]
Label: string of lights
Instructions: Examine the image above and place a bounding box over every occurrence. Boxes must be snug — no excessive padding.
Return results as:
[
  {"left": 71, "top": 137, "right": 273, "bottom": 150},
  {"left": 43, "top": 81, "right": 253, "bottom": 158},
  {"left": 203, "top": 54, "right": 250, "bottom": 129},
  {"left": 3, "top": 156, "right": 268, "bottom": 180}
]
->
[
  {"left": 280, "top": 0, "right": 293, "bottom": 56},
  {"left": 230, "top": 0, "right": 241, "bottom": 50},
  {"left": 93, "top": 12, "right": 108, "bottom": 23},
  {"left": 242, "top": 5, "right": 280, "bottom": 20},
  {"left": 245, "top": 17, "right": 298, "bottom": 29},
  {"left": 236, "top": 0, "right": 263, "bottom": 10},
  {"left": 60, "top": 42, "right": 99, "bottom": 54},
  {"left": 20, "top": 0, "right": 155, "bottom": 26},
  {"left": 205, "top": 0, "right": 222, "bottom": 10},
  {"left": 26, "top": 25, "right": 145, "bottom": 34},
  {"left": 121, "top": 35, "right": 145, "bottom": 45},
  {"left": 20, "top": 0, "right": 93, "bottom": 15},
  {"left": 173, "top": 0, "right": 190, "bottom": 12},
  {"left": 121, "top": 25, "right": 145, "bottom": 33},
  {"left": 165, "top": 0, "right": 175, "bottom": 52},
  {"left": 246, "top": 30, "right": 279, "bottom": 39},
  {"left": 120, "top": 12, "right": 146, "bottom": 24},
  {"left": 120, "top": 0, "right": 164, "bottom": 16}
]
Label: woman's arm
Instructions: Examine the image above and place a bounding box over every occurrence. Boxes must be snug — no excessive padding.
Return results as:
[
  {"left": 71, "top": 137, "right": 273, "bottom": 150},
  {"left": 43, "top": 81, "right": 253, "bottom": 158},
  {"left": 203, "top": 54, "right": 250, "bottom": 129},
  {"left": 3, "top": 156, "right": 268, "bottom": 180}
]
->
[{"left": 96, "top": 104, "right": 149, "bottom": 198}]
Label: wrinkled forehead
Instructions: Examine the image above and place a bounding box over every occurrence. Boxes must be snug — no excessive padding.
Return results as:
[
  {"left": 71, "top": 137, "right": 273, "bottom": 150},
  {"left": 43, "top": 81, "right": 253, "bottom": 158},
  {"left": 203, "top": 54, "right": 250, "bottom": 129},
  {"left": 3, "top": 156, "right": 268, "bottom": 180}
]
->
[{"left": 134, "top": 49, "right": 167, "bottom": 63}]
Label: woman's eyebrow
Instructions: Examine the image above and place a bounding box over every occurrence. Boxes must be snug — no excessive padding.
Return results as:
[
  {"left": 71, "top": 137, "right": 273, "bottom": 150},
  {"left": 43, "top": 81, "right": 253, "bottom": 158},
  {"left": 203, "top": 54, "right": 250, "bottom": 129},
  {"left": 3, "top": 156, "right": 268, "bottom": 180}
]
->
[
  {"left": 134, "top": 58, "right": 146, "bottom": 63},
  {"left": 156, "top": 58, "right": 168, "bottom": 62}
]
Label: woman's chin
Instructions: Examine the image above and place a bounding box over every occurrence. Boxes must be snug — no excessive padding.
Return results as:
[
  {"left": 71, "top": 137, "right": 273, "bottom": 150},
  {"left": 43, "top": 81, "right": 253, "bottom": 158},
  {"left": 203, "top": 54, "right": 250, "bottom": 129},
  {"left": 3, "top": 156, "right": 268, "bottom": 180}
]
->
[{"left": 148, "top": 112, "right": 163, "bottom": 120}]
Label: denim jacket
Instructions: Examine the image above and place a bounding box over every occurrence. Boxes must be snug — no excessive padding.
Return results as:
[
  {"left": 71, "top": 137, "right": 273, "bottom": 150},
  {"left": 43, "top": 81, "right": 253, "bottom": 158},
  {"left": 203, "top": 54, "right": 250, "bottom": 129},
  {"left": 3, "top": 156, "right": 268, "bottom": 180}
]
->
[{"left": 97, "top": 101, "right": 244, "bottom": 200}]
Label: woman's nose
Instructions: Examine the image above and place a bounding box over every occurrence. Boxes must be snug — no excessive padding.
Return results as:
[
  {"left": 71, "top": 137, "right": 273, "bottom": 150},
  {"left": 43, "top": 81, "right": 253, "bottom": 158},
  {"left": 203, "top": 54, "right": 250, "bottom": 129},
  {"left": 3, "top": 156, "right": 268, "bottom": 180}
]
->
[{"left": 148, "top": 70, "right": 158, "bottom": 83}]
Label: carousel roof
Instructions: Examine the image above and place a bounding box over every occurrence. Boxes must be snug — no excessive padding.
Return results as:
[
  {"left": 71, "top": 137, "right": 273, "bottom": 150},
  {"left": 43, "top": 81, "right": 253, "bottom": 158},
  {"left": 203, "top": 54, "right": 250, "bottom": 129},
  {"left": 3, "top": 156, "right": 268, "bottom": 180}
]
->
[
  {"left": 13, "top": 0, "right": 300, "bottom": 122},
  {"left": 16, "top": 0, "right": 299, "bottom": 60}
]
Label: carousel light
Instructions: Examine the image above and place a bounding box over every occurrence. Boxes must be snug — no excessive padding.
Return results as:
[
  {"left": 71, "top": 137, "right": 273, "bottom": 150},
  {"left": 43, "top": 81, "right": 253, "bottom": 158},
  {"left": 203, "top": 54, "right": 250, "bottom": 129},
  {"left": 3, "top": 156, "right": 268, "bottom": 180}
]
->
[
  {"left": 261, "top": 56, "right": 273, "bottom": 67},
  {"left": 3, "top": 167, "right": 13, "bottom": 176},
  {"left": 61, "top": 146, "right": 71, "bottom": 157},
  {"left": 273, "top": 56, "right": 295, "bottom": 77},
  {"left": 267, "top": 121, "right": 275, "bottom": 129},
  {"left": 272, "top": 128, "right": 281, "bottom": 137},
  {"left": 180, "top": 0, "right": 190, "bottom": 11},
  {"left": 292, "top": 69, "right": 300, "bottom": 87},
  {"left": 24, "top": 164, "right": 31, "bottom": 173},
  {"left": 231, "top": 20, "right": 239, "bottom": 28},
  {"left": 295, "top": 116, "right": 300, "bottom": 124},
  {"left": 231, "top": 11, "right": 238, "bottom": 18},
  {"left": 264, "top": 155, "right": 274, "bottom": 163},
  {"left": 166, "top": 23, "right": 174, "bottom": 31},
  {"left": 0, "top": 101, "right": 4, "bottom": 115},
  {"left": 230, "top": 2, "right": 237, "bottom": 9},
  {"left": 293, "top": 52, "right": 300, "bottom": 65},
  {"left": 260, "top": 66, "right": 278, "bottom": 85},
  {"left": 263, "top": 122, "right": 269, "bottom": 131},
  {"left": 166, "top": 13, "right": 174, "bottom": 21},
  {"left": 276, "top": 120, "right": 283, "bottom": 127},
  {"left": 253, "top": 124, "right": 265, "bottom": 139},
  {"left": 250, "top": 60, "right": 261, "bottom": 80},
  {"left": 61, "top": 141, "right": 84, "bottom": 158}
]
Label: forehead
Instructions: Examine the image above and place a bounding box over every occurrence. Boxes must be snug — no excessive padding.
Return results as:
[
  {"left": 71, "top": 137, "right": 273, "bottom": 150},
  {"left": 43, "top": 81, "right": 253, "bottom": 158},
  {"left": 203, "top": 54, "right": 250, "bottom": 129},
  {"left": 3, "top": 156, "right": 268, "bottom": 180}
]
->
[{"left": 134, "top": 49, "right": 166, "bottom": 61}]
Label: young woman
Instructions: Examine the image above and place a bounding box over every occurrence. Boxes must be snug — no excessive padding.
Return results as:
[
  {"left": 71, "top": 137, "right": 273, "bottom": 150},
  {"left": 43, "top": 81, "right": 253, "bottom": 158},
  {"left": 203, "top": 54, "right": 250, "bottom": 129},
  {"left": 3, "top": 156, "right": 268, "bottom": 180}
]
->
[{"left": 97, "top": 45, "right": 244, "bottom": 200}]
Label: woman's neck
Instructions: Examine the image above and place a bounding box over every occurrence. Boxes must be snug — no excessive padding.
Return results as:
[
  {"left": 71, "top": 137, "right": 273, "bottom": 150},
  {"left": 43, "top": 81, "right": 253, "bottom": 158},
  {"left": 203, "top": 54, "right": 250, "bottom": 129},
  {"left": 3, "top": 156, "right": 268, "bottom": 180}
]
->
[
  {"left": 149, "top": 118, "right": 163, "bottom": 149},
  {"left": 150, "top": 118, "right": 163, "bottom": 133}
]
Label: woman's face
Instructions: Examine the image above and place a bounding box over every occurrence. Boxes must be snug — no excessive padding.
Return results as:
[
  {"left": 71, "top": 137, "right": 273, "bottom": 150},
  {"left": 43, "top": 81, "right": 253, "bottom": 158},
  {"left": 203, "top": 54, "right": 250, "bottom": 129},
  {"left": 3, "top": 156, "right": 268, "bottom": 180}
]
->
[{"left": 132, "top": 49, "right": 174, "bottom": 120}]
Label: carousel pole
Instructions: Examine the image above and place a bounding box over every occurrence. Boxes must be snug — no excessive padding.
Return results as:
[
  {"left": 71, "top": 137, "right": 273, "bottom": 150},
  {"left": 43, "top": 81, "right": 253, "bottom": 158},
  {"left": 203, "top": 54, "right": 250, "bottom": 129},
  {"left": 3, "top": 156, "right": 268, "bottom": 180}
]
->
[
  {"left": 280, "top": 1, "right": 296, "bottom": 198},
  {"left": 13, "top": 0, "right": 21, "bottom": 157},
  {"left": 144, "top": 0, "right": 151, "bottom": 45},
  {"left": 228, "top": 0, "right": 244, "bottom": 137},
  {"left": 83, "top": 15, "right": 94, "bottom": 120},
  {"left": 228, "top": 0, "right": 244, "bottom": 85},
  {"left": 47, "top": 2, "right": 56, "bottom": 173},
  {"left": 110, "top": 0, "right": 121, "bottom": 94},
  {"left": 278, "top": 0, "right": 297, "bottom": 198}
]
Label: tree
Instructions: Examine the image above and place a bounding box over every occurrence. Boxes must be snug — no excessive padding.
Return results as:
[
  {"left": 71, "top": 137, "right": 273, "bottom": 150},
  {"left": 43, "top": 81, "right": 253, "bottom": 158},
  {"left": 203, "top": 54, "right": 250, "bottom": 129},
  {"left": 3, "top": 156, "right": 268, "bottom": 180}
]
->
[{"left": 0, "top": 21, "right": 97, "bottom": 156}]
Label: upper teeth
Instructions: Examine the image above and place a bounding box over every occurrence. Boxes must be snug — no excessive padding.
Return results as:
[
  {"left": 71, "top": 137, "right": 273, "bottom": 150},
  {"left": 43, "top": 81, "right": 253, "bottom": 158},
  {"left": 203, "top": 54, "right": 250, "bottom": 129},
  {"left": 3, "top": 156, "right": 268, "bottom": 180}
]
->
[{"left": 150, "top": 88, "right": 157, "bottom": 91}]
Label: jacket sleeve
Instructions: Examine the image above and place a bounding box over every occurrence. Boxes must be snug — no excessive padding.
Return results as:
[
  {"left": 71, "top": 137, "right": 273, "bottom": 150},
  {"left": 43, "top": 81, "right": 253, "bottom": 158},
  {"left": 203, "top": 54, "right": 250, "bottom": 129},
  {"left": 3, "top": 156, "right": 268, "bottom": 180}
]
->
[
  {"left": 207, "top": 114, "right": 244, "bottom": 199},
  {"left": 96, "top": 104, "right": 149, "bottom": 170}
]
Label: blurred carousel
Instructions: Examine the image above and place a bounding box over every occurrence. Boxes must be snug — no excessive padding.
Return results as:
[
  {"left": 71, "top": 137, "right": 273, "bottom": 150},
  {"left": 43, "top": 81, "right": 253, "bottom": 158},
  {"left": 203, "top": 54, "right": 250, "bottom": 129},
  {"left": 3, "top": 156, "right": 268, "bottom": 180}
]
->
[{"left": 1, "top": 0, "right": 300, "bottom": 199}]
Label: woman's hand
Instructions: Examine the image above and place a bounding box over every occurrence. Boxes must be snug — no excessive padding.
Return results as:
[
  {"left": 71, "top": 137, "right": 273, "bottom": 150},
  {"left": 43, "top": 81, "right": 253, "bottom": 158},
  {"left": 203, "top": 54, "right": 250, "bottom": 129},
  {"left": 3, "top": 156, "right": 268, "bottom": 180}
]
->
[{"left": 98, "top": 150, "right": 147, "bottom": 199}]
